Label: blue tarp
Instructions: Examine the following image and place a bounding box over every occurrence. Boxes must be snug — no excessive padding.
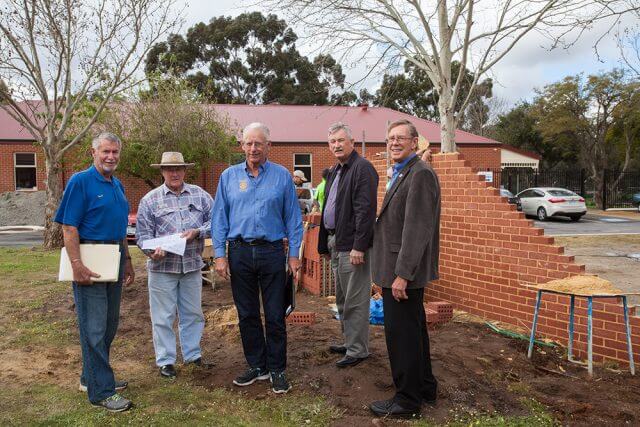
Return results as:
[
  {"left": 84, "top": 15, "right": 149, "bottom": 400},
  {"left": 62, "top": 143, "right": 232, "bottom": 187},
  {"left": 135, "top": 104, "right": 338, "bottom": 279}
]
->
[{"left": 369, "top": 297, "right": 384, "bottom": 325}]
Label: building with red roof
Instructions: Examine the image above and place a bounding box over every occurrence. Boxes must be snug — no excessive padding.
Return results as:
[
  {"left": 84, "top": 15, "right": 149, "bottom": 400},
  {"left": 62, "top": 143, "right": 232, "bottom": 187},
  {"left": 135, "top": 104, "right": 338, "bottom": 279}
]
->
[{"left": 0, "top": 103, "right": 539, "bottom": 210}]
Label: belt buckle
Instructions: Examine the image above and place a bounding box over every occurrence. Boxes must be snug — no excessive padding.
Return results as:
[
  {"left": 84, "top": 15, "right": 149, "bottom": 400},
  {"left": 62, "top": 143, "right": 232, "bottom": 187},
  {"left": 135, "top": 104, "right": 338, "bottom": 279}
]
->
[{"left": 248, "top": 240, "right": 260, "bottom": 246}]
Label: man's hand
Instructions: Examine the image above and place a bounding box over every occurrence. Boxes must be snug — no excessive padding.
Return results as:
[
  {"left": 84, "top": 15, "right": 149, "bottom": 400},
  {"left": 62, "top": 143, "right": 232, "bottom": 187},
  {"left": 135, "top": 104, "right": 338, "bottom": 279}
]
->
[
  {"left": 72, "top": 261, "right": 101, "bottom": 285},
  {"left": 349, "top": 249, "right": 365, "bottom": 265},
  {"left": 181, "top": 229, "right": 200, "bottom": 243},
  {"left": 215, "top": 257, "right": 230, "bottom": 280},
  {"left": 149, "top": 247, "right": 166, "bottom": 260},
  {"left": 288, "top": 257, "right": 301, "bottom": 284},
  {"left": 391, "top": 276, "right": 409, "bottom": 302},
  {"left": 123, "top": 259, "right": 135, "bottom": 285}
]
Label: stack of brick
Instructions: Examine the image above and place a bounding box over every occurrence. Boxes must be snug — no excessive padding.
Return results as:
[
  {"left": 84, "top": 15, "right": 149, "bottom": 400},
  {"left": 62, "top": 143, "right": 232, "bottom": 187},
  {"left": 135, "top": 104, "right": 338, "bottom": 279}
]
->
[
  {"left": 369, "top": 152, "right": 640, "bottom": 366},
  {"left": 424, "top": 301, "right": 454, "bottom": 328}
]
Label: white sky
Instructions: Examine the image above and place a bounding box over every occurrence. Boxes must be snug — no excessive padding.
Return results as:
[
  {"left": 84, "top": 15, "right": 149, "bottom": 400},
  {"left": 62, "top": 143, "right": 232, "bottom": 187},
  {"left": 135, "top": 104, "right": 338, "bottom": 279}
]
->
[{"left": 179, "top": 0, "right": 632, "bottom": 107}]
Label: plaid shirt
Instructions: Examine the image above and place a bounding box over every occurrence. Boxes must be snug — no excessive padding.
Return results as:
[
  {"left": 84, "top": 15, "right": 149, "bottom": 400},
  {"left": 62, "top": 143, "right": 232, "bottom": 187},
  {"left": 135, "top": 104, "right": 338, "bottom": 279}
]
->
[{"left": 136, "top": 183, "right": 213, "bottom": 274}]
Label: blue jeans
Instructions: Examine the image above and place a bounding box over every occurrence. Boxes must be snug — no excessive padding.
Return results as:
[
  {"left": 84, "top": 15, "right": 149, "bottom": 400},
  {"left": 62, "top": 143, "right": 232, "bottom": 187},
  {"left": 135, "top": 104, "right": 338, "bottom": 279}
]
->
[
  {"left": 228, "top": 240, "right": 287, "bottom": 372},
  {"left": 74, "top": 253, "right": 125, "bottom": 403},
  {"left": 147, "top": 270, "right": 204, "bottom": 366}
]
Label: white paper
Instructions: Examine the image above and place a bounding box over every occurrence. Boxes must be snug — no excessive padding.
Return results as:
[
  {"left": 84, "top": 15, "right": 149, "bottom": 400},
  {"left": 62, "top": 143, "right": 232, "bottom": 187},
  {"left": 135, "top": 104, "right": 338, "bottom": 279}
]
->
[
  {"left": 59, "top": 244, "right": 121, "bottom": 282},
  {"left": 141, "top": 233, "right": 187, "bottom": 256}
]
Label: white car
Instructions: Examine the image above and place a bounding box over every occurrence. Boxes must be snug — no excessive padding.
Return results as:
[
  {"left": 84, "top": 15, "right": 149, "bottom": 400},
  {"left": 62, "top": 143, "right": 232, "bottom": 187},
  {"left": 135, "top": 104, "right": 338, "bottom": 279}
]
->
[{"left": 516, "top": 187, "right": 587, "bottom": 222}]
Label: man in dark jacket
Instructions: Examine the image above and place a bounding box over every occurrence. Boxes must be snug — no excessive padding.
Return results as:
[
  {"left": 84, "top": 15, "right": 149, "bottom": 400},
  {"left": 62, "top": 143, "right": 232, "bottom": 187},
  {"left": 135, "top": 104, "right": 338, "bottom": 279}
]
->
[
  {"left": 369, "top": 119, "right": 440, "bottom": 418},
  {"left": 318, "top": 122, "right": 378, "bottom": 368}
]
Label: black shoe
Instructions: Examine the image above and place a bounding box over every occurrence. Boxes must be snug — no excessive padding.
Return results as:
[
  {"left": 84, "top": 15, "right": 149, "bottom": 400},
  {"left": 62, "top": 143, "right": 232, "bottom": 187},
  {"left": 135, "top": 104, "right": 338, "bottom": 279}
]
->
[
  {"left": 423, "top": 393, "right": 437, "bottom": 405},
  {"left": 159, "top": 364, "right": 176, "bottom": 378},
  {"left": 369, "top": 399, "right": 421, "bottom": 418},
  {"left": 233, "top": 367, "right": 270, "bottom": 386},
  {"left": 335, "top": 355, "right": 367, "bottom": 368},
  {"left": 329, "top": 345, "right": 347, "bottom": 354},
  {"left": 270, "top": 371, "right": 292, "bottom": 394},
  {"left": 186, "top": 357, "right": 214, "bottom": 368}
]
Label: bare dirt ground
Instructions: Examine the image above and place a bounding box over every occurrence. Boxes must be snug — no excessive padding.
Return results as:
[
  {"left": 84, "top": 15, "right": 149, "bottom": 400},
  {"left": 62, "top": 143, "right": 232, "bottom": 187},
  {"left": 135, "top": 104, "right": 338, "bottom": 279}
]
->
[
  {"left": 555, "top": 235, "right": 640, "bottom": 305},
  {"left": 6, "top": 265, "right": 639, "bottom": 426}
]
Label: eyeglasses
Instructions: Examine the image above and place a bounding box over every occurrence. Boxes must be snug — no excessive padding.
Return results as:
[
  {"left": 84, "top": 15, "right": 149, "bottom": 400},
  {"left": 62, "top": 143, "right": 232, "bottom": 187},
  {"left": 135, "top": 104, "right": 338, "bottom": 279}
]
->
[
  {"left": 386, "top": 136, "right": 415, "bottom": 143},
  {"left": 242, "top": 141, "right": 267, "bottom": 148}
]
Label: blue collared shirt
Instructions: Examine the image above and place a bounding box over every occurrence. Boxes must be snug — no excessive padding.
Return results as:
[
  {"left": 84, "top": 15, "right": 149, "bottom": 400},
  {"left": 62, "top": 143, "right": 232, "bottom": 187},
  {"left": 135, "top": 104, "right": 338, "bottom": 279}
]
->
[
  {"left": 136, "top": 183, "right": 213, "bottom": 274},
  {"left": 212, "top": 161, "right": 303, "bottom": 258},
  {"left": 389, "top": 153, "right": 417, "bottom": 188},
  {"left": 54, "top": 165, "right": 129, "bottom": 240}
]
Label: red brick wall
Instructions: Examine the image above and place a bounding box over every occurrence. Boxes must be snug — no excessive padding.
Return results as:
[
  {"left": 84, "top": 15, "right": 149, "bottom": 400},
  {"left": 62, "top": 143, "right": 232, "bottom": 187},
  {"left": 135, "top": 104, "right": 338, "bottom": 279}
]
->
[
  {"left": 0, "top": 142, "right": 47, "bottom": 192},
  {"left": 428, "top": 144, "right": 501, "bottom": 170},
  {"left": 369, "top": 152, "right": 640, "bottom": 366}
]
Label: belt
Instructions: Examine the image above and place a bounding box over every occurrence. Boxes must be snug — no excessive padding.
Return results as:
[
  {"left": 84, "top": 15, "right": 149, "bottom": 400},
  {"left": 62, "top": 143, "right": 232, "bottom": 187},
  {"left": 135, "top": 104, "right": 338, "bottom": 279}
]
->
[
  {"left": 80, "top": 239, "right": 121, "bottom": 245},
  {"left": 233, "top": 238, "right": 281, "bottom": 246},
  {"left": 326, "top": 229, "right": 335, "bottom": 236}
]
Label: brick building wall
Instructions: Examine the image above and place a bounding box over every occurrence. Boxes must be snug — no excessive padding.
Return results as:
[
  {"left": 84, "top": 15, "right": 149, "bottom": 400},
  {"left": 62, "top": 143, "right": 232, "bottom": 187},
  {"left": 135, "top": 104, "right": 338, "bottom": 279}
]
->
[
  {"left": 0, "top": 142, "right": 47, "bottom": 193},
  {"left": 367, "top": 152, "right": 640, "bottom": 366}
]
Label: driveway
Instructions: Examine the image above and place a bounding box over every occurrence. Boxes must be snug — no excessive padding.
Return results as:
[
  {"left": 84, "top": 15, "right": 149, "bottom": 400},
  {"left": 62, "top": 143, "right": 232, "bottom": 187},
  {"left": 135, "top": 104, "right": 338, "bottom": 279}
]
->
[{"left": 533, "top": 213, "right": 640, "bottom": 236}]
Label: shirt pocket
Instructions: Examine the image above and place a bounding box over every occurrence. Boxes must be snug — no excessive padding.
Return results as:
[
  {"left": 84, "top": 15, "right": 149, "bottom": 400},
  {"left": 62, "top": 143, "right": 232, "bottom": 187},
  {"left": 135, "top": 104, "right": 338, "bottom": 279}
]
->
[
  {"left": 152, "top": 207, "right": 178, "bottom": 234},
  {"left": 186, "top": 202, "right": 205, "bottom": 229}
]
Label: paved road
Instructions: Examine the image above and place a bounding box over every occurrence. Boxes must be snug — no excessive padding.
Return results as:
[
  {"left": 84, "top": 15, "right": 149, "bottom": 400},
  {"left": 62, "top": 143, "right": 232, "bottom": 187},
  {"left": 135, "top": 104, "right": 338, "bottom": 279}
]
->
[
  {"left": 533, "top": 214, "right": 640, "bottom": 236},
  {"left": 0, "top": 230, "right": 44, "bottom": 247}
]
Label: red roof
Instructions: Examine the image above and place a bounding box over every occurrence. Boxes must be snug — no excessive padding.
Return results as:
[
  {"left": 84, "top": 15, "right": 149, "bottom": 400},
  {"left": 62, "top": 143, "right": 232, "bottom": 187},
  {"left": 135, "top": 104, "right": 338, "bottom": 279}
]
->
[
  {"left": 0, "top": 103, "right": 500, "bottom": 145},
  {"left": 213, "top": 104, "right": 499, "bottom": 145}
]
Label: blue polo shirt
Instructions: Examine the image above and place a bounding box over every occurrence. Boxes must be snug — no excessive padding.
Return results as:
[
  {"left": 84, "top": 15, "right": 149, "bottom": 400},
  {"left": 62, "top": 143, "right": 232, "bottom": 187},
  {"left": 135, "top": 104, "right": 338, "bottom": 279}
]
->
[
  {"left": 54, "top": 165, "right": 129, "bottom": 241},
  {"left": 211, "top": 160, "right": 303, "bottom": 258}
]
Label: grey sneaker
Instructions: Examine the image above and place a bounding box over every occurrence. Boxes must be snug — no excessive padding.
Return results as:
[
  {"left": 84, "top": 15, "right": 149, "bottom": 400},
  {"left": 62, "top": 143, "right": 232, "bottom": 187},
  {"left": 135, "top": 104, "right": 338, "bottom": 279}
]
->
[
  {"left": 79, "top": 380, "right": 128, "bottom": 392},
  {"left": 91, "top": 393, "right": 132, "bottom": 412},
  {"left": 233, "top": 367, "right": 270, "bottom": 386},
  {"left": 270, "top": 371, "right": 292, "bottom": 394}
]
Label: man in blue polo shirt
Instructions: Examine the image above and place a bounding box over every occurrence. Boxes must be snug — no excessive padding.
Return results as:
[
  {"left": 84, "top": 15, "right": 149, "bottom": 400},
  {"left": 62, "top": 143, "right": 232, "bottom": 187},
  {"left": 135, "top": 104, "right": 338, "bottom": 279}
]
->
[
  {"left": 212, "top": 122, "right": 302, "bottom": 395},
  {"left": 55, "top": 132, "right": 135, "bottom": 413}
]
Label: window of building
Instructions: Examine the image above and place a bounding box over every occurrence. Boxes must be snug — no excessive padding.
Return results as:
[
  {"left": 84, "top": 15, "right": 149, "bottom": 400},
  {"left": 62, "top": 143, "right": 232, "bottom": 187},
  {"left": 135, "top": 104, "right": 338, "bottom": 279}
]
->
[
  {"left": 293, "top": 153, "right": 312, "bottom": 186},
  {"left": 14, "top": 153, "right": 37, "bottom": 191}
]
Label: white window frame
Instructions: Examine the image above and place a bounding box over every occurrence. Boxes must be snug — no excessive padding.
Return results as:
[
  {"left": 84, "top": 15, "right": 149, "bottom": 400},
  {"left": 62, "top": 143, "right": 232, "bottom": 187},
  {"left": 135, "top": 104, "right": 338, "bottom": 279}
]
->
[
  {"left": 14, "top": 152, "right": 37, "bottom": 191},
  {"left": 293, "top": 153, "right": 312, "bottom": 187}
]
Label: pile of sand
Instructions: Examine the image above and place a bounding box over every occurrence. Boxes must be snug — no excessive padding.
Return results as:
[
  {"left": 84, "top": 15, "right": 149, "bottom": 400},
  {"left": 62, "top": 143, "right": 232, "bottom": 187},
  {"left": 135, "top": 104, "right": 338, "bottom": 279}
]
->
[
  {"left": 535, "top": 275, "right": 623, "bottom": 295},
  {"left": 0, "top": 191, "right": 45, "bottom": 226},
  {"left": 205, "top": 305, "right": 239, "bottom": 338}
]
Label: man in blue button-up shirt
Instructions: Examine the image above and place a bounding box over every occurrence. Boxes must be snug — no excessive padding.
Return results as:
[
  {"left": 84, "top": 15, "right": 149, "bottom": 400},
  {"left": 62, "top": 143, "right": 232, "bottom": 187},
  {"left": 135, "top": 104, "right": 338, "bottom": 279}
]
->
[{"left": 212, "top": 122, "right": 302, "bottom": 394}]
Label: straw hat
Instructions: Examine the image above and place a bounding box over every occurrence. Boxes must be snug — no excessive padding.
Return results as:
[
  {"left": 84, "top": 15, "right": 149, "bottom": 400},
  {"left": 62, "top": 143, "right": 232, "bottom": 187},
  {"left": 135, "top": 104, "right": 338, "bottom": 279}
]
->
[{"left": 150, "top": 152, "right": 195, "bottom": 168}]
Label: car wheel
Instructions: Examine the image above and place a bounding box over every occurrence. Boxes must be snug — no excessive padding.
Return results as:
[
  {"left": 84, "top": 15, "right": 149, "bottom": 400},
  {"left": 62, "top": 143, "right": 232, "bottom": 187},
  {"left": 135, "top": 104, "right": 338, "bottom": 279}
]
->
[
  {"left": 537, "top": 207, "right": 548, "bottom": 221},
  {"left": 569, "top": 215, "right": 582, "bottom": 222}
]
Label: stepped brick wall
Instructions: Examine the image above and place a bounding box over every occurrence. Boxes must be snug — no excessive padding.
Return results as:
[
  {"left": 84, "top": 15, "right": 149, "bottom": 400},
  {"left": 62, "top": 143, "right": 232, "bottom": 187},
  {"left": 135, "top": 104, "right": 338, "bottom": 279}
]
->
[{"left": 365, "top": 152, "right": 639, "bottom": 367}]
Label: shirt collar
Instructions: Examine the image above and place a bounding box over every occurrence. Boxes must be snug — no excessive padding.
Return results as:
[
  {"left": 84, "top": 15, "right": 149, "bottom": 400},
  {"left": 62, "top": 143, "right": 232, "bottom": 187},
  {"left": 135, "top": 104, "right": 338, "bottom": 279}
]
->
[
  {"left": 89, "top": 165, "right": 112, "bottom": 183},
  {"left": 162, "top": 183, "right": 190, "bottom": 195},
  {"left": 393, "top": 153, "right": 417, "bottom": 174},
  {"left": 244, "top": 160, "right": 269, "bottom": 176}
]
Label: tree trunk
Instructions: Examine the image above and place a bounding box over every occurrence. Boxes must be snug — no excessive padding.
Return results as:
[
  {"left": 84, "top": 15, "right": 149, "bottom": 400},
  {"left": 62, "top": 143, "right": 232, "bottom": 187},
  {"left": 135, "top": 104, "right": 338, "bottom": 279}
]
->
[
  {"left": 43, "top": 149, "right": 64, "bottom": 249},
  {"left": 593, "top": 170, "right": 604, "bottom": 210},
  {"left": 438, "top": 93, "right": 457, "bottom": 153}
]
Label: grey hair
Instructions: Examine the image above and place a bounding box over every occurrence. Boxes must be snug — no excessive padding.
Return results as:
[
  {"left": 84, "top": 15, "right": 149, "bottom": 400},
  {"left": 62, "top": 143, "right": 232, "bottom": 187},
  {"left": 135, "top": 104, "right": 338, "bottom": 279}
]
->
[
  {"left": 328, "top": 122, "right": 353, "bottom": 139},
  {"left": 92, "top": 132, "right": 122, "bottom": 149},
  {"left": 242, "top": 122, "right": 270, "bottom": 141}
]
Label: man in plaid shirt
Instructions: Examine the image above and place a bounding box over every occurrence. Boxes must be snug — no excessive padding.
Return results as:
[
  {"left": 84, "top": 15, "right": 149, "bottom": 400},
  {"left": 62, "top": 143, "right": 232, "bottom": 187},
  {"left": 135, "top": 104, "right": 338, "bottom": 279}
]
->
[{"left": 136, "top": 152, "right": 213, "bottom": 379}]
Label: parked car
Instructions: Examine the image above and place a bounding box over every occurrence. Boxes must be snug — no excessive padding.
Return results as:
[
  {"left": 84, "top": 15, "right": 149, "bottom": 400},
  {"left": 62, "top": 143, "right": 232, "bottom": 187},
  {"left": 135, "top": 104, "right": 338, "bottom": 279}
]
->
[
  {"left": 516, "top": 187, "right": 586, "bottom": 221},
  {"left": 633, "top": 192, "right": 640, "bottom": 213},
  {"left": 500, "top": 188, "right": 522, "bottom": 211},
  {"left": 126, "top": 212, "right": 137, "bottom": 244}
]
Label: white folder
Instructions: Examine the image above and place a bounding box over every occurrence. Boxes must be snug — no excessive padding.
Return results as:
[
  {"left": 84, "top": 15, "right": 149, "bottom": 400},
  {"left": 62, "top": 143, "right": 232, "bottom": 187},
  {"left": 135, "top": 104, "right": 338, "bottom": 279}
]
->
[{"left": 58, "top": 244, "right": 121, "bottom": 282}]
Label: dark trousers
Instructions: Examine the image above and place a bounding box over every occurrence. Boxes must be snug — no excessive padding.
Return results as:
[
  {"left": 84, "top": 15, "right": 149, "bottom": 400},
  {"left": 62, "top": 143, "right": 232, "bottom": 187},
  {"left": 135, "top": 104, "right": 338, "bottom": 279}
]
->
[
  {"left": 229, "top": 240, "right": 287, "bottom": 372},
  {"left": 382, "top": 287, "right": 438, "bottom": 410}
]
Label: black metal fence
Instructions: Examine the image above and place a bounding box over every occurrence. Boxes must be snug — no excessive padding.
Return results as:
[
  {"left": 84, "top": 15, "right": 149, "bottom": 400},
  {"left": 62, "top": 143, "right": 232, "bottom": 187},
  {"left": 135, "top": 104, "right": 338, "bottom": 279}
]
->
[{"left": 475, "top": 167, "right": 640, "bottom": 210}]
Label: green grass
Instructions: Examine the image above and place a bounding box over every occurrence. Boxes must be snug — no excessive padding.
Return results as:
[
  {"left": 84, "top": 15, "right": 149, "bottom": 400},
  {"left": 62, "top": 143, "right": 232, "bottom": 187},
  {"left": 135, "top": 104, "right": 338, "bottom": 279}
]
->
[
  {"left": 0, "top": 382, "right": 342, "bottom": 426},
  {"left": 0, "top": 247, "right": 60, "bottom": 276}
]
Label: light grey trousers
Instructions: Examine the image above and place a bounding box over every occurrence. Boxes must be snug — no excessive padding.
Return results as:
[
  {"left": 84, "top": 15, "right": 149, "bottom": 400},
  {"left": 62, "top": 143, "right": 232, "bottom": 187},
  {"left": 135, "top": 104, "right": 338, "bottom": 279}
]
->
[{"left": 328, "top": 234, "right": 371, "bottom": 358}]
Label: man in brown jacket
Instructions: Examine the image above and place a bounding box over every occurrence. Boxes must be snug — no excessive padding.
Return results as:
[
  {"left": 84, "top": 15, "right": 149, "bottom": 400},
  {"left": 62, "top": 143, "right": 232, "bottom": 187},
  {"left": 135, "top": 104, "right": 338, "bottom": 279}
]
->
[{"left": 369, "top": 119, "right": 441, "bottom": 418}]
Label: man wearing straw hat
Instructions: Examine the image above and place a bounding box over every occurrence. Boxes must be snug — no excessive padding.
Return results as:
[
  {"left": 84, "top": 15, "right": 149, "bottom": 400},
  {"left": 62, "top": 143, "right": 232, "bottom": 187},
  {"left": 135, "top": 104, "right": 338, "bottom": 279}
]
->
[{"left": 136, "top": 151, "right": 213, "bottom": 379}]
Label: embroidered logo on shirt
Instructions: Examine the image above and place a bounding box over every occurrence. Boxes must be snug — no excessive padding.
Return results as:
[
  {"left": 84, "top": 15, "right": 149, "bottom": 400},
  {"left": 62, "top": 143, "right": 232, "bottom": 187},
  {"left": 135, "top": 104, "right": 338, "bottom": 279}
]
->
[
  {"left": 97, "top": 194, "right": 104, "bottom": 198},
  {"left": 239, "top": 179, "right": 248, "bottom": 192}
]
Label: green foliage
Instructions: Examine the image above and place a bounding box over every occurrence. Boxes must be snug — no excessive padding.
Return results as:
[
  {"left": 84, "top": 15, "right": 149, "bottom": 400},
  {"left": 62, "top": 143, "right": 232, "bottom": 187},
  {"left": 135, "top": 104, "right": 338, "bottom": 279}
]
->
[
  {"left": 77, "top": 78, "right": 235, "bottom": 189},
  {"left": 145, "top": 12, "right": 349, "bottom": 105},
  {"left": 372, "top": 60, "right": 493, "bottom": 131}
]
